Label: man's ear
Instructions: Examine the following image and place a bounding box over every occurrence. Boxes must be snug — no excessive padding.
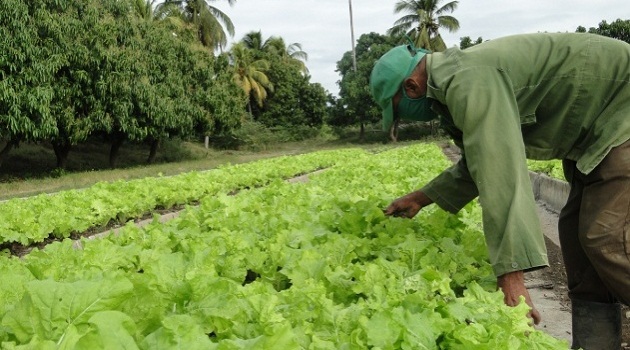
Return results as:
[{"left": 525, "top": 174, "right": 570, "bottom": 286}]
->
[{"left": 402, "top": 77, "right": 423, "bottom": 98}]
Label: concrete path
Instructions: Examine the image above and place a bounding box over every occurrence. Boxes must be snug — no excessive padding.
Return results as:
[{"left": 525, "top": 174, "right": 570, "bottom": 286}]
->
[{"left": 527, "top": 203, "right": 572, "bottom": 343}]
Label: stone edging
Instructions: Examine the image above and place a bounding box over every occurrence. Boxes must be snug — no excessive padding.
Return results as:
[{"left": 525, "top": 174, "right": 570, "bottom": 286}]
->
[{"left": 529, "top": 172, "right": 569, "bottom": 214}]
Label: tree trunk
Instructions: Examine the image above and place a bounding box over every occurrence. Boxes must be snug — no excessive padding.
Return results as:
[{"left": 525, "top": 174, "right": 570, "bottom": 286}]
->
[
  {"left": 147, "top": 139, "right": 160, "bottom": 164},
  {"left": 52, "top": 141, "right": 72, "bottom": 169},
  {"left": 109, "top": 137, "right": 124, "bottom": 168},
  {"left": 0, "top": 138, "right": 19, "bottom": 169},
  {"left": 430, "top": 120, "right": 439, "bottom": 136},
  {"left": 389, "top": 119, "right": 399, "bottom": 142},
  {"left": 359, "top": 122, "right": 365, "bottom": 141},
  {"left": 204, "top": 135, "right": 209, "bottom": 149},
  {"left": 0, "top": 139, "right": 20, "bottom": 167}
]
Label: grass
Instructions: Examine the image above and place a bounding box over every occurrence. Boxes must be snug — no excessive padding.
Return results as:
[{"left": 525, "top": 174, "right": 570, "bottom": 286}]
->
[
  {"left": 0, "top": 141, "right": 330, "bottom": 200},
  {"left": 0, "top": 125, "right": 447, "bottom": 200}
]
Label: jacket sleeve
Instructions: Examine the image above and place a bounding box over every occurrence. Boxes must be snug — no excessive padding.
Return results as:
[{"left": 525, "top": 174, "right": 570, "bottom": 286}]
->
[
  {"left": 437, "top": 67, "right": 548, "bottom": 276},
  {"left": 421, "top": 155, "right": 478, "bottom": 213}
]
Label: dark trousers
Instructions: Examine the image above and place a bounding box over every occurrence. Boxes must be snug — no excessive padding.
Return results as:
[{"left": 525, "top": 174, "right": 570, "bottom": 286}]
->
[{"left": 559, "top": 139, "right": 630, "bottom": 305}]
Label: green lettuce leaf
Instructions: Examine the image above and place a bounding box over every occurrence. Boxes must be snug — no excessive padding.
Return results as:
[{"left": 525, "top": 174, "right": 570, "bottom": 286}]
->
[{"left": 2, "top": 276, "right": 133, "bottom": 345}]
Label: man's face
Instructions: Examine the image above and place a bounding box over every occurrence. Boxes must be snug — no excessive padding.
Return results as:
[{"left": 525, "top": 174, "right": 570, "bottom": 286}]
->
[
  {"left": 390, "top": 58, "right": 437, "bottom": 123},
  {"left": 391, "top": 56, "right": 428, "bottom": 119}
]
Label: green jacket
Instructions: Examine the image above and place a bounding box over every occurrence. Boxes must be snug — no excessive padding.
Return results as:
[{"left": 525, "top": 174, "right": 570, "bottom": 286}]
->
[{"left": 422, "top": 33, "right": 630, "bottom": 276}]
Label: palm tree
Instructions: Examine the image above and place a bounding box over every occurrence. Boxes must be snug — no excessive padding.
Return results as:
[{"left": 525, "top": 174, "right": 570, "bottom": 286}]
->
[
  {"left": 385, "top": 0, "right": 459, "bottom": 140},
  {"left": 267, "top": 37, "right": 309, "bottom": 74},
  {"left": 387, "top": 0, "right": 460, "bottom": 52},
  {"left": 240, "top": 31, "right": 265, "bottom": 52},
  {"left": 132, "top": 0, "right": 156, "bottom": 20},
  {"left": 133, "top": 0, "right": 187, "bottom": 28},
  {"left": 160, "top": 0, "right": 236, "bottom": 51},
  {"left": 241, "top": 31, "right": 309, "bottom": 74},
  {"left": 229, "top": 43, "right": 273, "bottom": 116}
]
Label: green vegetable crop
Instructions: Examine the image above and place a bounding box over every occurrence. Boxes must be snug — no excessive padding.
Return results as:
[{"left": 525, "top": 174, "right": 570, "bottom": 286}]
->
[
  {"left": 0, "top": 144, "right": 569, "bottom": 349},
  {"left": 0, "top": 148, "right": 365, "bottom": 246},
  {"left": 527, "top": 159, "right": 565, "bottom": 181}
]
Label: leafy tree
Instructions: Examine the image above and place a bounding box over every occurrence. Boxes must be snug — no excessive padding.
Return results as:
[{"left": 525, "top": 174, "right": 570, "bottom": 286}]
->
[
  {"left": 118, "top": 21, "right": 189, "bottom": 165},
  {"left": 325, "top": 94, "right": 347, "bottom": 128},
  {"left": 47, "top": 0, "right": 137, "bottom": 168},
  {"left": 237, "top": 32, "right": 325, "bottom": 130},
  {"left": 102, "top": 18, "right": 243, "bottom": 167},
  {"left": 298, "top": 82, "right": 328, "bottom": 127},
  {"left": 459, "top": 36, "right": 483, "bottom": 49},
  {"left": 576, "top": 18, "right": 630, "bottom": 44},
  {"left": 0, "top": 0, "right": 57, "bottom": 167},
  {"left": 0, "top": 0, "right": 131, "bottom": 168},
  {"left": 387, "top": 0, "right": 460, "bottom": 51},
  {"left": 335, "top": 33, "right": 399, "bottom": 140},
  {"left": 201, "top": 54, "right": 247, "bottom": 136},
  {"left": 255, "top": 54, "right": 327, "bottom": 129},
  {"left": 0, "top": 0, "right": 243, "bottom": 169}
]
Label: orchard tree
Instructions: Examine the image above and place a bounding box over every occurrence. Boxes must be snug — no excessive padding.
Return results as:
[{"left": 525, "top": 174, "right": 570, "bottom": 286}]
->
[
  {"left": 113, "top": 20, "right": 187, "bottom": 166},
  {"left": 104, "top": 18, "right": 243, "bottom": 167},
  {"left": 1, "top": 0, "right": 245, "bottom": 169},
  {"left": 0, "top": 0, "right": 57, "bottom": 167},
  {"left": 254, "top": 55, "right": 327, "bottom": 128},
  {"left": 199, "top": 54, "right": 247, "bottom": 142},
  {"left": 47, "top": 0, "right": 134, "bottom": 168}
]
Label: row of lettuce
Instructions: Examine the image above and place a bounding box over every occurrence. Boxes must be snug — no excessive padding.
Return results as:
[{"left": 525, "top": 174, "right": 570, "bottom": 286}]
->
[
  {"left": 0, "top": 149, "right": 365, "bottom": 246},
  {"left": 0, "top": 144, "right": 568, "bottom": 349},
  {"left": 527, "top": 159, "right": 565, "bottom": 181},
  {"left": 0, "top": 146, "right": 566, "bottom": 248}
]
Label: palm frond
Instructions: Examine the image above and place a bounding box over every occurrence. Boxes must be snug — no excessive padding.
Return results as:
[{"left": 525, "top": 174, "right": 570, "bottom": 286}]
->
[
  {"left": 206, "top": 5, "right": 235, "bottom": 37},
  {"left": 437, "top": 15, "right": 460, "bottom": 32},
  {"left": 435, "top": 0, "right": 458, "bottom": 14},
  {"left": 389, "top": 0, "right": 459, "bottom": 52}
]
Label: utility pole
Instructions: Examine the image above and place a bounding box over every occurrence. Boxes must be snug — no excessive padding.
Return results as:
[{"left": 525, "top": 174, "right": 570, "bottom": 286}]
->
[
  {"left": 348, "top": 0, "right": 357, "bottom": 72},
  {"left": 349, "top": 0, "right": 365, "bottom": 140}
]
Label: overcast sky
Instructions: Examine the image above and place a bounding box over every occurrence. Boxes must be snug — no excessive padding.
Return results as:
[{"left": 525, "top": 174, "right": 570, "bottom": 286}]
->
[{"left": 215, "top": 0, "right": 629, "bottom": 96}]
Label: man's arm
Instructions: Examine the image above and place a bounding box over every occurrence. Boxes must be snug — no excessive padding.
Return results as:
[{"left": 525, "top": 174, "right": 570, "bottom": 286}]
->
[
  {"left": 444, "top": 67, "right": 548, "bottom": 324},
  {"left": 498, "top": 270, "right": 541, "bottom": 324},
  {"left": 421, "top": 154, "right": 478, "bottom": 214},
  {"left": 384, "top": 190, "right": 433, "bottom": 218},
  {"left": 443, "top": 66, "right": 548, "bottom": 275}
]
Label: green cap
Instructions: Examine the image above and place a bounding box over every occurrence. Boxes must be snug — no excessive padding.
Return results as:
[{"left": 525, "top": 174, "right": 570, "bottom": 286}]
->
[{"left": 370, "top": 45, "right": 429, "bottom": 131}]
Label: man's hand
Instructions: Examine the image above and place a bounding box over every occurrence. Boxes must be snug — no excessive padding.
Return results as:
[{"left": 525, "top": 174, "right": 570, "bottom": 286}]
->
[
  {"left": 384, "top": 191, "right": 433, "bottom": 218},
  {"left": 497, "top": 270, "right": 541, "bottom": 325}
]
